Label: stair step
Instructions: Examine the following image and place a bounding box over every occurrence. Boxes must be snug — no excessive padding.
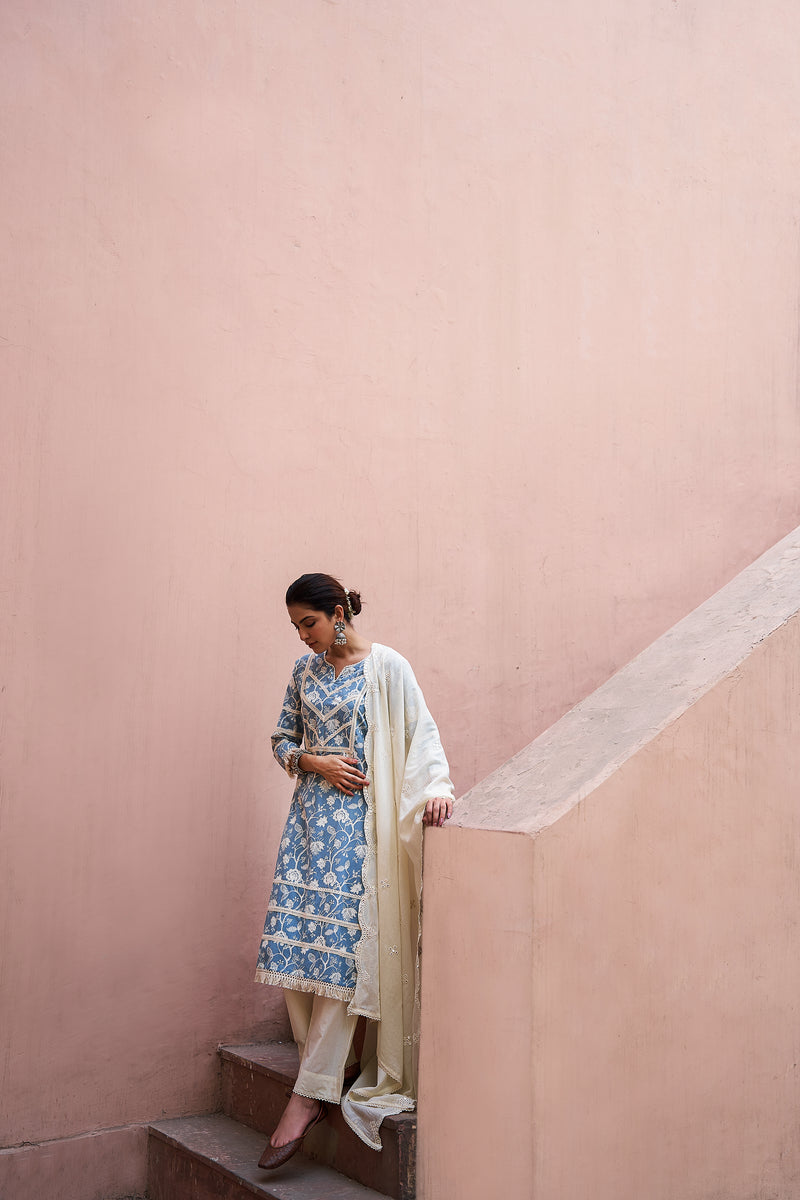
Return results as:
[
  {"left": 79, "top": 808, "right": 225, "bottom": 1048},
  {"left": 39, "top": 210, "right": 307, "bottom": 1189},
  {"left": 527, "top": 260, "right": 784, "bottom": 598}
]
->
[
  {"left": 220, "top": 1044, "right": 416, "bottom": 1200},
  {"left": 148, "top": 1113, "right": 389, "bottom": 1200}
]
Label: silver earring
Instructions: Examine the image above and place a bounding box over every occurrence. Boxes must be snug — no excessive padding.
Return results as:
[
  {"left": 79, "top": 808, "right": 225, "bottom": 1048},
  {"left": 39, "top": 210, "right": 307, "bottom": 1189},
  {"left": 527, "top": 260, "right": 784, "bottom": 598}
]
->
[{"left": 334, "top": 620, "right": 347, "bottom": 646}]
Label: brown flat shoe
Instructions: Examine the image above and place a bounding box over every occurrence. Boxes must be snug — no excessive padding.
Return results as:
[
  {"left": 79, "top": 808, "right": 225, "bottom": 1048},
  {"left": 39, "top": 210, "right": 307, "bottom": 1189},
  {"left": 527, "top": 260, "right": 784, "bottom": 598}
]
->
[{"left": 257, "top": 1101, "right": 327, "bottom": 1170}]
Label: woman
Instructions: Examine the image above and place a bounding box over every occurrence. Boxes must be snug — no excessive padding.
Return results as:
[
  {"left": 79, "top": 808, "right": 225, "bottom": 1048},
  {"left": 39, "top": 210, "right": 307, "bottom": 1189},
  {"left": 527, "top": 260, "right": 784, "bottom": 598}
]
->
[{"left": 254, "top": 573, "right": 454, "bottom": 1168}]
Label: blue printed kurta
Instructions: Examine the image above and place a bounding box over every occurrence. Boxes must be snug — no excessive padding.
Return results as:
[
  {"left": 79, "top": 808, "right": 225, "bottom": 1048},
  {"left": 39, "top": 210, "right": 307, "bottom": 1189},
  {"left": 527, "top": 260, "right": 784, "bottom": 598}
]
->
[{"left": 255, "top": 653, "right": 369, "bottom": 1001}]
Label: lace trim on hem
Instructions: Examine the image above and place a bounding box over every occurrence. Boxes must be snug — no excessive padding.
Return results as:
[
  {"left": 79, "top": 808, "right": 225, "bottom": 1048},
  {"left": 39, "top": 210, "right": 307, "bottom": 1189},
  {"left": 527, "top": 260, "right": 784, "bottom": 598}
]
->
[
  {"left": 253, "top": 969, "right": 356, "bottom": 1002},
  {"left": 340, "top": 1105, "right": 383, "bottom": 1152},
  {"left": 292, "top": 1083, "right": 341, "bottom": 1104},
  {"left": 346, "top": 1005, "right": 380, "bottom": 1021},
  {"left": 340, "top": 1092, "right": 416, "bottom": 1151}
]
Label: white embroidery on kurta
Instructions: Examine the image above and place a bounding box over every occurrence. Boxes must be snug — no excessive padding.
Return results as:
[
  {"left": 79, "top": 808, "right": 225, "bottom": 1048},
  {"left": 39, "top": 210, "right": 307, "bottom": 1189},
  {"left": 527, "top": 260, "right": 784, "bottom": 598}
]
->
[{"left": 257, "top": 654, "right": 370, "bottom": 995}]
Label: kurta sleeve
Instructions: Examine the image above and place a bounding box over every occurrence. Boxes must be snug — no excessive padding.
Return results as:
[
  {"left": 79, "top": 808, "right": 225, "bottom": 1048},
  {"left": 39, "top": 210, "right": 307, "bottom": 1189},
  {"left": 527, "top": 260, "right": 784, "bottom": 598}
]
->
[{"left": 271, "top": 658, "right": 308, "bottom": 777}]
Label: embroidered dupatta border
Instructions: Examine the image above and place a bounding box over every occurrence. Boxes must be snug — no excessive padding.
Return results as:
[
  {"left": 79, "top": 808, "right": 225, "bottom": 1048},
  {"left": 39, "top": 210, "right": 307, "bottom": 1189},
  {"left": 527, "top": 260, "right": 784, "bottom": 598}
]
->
[{"left": 342, "top": 644, "right": 454, "bottom": 1149}]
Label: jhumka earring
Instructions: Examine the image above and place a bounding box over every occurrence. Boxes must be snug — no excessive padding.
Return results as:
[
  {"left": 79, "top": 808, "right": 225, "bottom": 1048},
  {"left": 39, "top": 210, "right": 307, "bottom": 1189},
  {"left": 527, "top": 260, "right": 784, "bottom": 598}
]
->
[{"left": 334, "top": 619, "right": 347, "bottom": 646}]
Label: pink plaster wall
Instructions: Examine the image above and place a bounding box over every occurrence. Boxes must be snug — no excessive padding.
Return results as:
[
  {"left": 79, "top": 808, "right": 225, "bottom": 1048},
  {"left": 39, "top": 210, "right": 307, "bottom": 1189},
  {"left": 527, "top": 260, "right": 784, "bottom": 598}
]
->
[
  {"left": 2, "top": 0, "right": 800, "bottom": 1184},
  {"left": 527, "top": 624, "right": 800, "bottom": 1199},
  {"left": 420, "top": 537, "right": 800, "bottom": 1199},
  {"left": 0, "top": 1127, "right": 147, "bottom": 1200}
]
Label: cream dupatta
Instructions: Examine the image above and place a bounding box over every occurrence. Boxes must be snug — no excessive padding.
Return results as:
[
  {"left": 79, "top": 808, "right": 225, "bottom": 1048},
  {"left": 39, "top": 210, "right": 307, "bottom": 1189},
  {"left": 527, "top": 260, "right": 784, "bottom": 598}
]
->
[{"left": 340, "top": 644, "right": 454, "bottom": 1150}]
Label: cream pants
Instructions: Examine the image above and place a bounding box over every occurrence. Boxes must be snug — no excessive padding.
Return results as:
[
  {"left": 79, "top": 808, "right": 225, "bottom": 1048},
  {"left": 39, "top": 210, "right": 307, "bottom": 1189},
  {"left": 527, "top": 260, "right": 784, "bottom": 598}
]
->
[{"left": 284, "top": 989, "right": 358, "bottom": 1104}]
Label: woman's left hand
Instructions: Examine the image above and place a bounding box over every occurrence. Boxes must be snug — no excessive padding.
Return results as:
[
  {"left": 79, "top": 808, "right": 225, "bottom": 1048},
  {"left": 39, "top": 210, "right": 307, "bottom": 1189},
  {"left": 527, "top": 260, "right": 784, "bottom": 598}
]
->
[{"left": 423, "top": 797, "right": 453, "bottom": 828}]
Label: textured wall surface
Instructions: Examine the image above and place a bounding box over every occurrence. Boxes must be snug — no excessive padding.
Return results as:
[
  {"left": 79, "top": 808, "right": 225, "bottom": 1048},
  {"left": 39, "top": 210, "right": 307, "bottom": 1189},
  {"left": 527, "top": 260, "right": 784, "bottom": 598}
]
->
[
  {"left": 420, "top": 532, "right": 800, "bottom": 1199},
  {"left": 2, "top": 0, "right": 800, "bottom": 1184},
  {"left": 0, "top": 1127, "right": 148, "bottom": 1200}
]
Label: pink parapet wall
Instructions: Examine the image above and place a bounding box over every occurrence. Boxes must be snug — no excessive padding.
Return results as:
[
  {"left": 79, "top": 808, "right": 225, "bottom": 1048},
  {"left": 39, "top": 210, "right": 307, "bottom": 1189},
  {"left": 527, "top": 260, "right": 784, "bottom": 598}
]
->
[
  {"left": 3, "top": 0, "right": 800, "bottom": 1195},
  {"left": 0, "top": 1127, "right": 147, "bottom": 1200},
  {"left": 419, "top": 528, "right": 800, "bottom": 1200}
]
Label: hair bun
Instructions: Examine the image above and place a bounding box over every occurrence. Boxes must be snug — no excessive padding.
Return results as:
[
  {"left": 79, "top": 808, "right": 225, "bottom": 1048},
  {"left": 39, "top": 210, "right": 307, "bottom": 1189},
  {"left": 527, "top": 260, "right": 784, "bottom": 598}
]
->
[{"left": 346, "top": 589, "right": 362, "bottom": 617}]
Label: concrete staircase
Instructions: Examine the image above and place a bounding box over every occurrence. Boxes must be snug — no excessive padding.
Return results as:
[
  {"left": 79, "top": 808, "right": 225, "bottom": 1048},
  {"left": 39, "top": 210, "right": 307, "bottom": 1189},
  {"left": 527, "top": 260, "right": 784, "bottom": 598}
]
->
[{"left": 147, "top": 1043, "right": 416, "bottom": 1200}]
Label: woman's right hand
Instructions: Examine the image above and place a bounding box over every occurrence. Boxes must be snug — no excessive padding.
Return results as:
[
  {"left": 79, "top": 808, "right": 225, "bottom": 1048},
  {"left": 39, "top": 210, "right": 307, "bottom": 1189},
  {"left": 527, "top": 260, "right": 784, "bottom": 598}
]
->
[{"left": 311, "top": 755, "right": 369, "bottom": 796}]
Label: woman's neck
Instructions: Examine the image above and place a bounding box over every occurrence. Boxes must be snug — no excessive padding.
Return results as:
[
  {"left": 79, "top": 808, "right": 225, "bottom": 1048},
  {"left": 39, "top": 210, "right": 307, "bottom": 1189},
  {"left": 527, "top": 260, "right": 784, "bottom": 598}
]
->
[{"left": 325, "top": 629, "right": 371, "bottom": 664}]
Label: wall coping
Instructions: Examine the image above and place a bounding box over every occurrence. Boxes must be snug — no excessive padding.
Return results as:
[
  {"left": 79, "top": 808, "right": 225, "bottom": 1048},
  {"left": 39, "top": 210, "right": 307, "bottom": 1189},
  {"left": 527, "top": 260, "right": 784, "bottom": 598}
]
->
[{"left": 455, "top": 525, "right": 800, "bottom": 834}]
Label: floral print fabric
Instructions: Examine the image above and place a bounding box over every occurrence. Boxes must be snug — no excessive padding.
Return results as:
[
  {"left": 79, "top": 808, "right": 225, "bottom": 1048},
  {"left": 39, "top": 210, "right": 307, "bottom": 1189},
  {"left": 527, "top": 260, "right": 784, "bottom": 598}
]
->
[{"left": 255, "top": 653, "right": 369, "bottom": 1000}]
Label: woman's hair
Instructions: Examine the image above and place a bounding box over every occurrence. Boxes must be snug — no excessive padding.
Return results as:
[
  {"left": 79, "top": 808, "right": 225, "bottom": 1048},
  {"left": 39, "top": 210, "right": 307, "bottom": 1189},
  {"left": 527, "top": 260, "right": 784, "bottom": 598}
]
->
[{"left": 285, "top": 573, "right": 363, "bottom": 622}]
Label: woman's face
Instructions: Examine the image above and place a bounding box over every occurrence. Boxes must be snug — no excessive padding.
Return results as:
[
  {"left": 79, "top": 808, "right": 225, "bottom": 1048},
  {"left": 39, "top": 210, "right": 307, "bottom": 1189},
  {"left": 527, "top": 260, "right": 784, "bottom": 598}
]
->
[{"left": 287, "top": 603, "right": 341, "bottom": 653}]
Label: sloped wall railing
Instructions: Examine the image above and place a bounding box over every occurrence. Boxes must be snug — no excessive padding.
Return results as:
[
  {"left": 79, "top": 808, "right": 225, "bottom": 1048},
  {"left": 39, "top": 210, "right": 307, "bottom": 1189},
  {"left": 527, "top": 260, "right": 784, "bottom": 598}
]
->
[{"left": 419, "top": 526, "right": 800, "bottom": 1200}]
